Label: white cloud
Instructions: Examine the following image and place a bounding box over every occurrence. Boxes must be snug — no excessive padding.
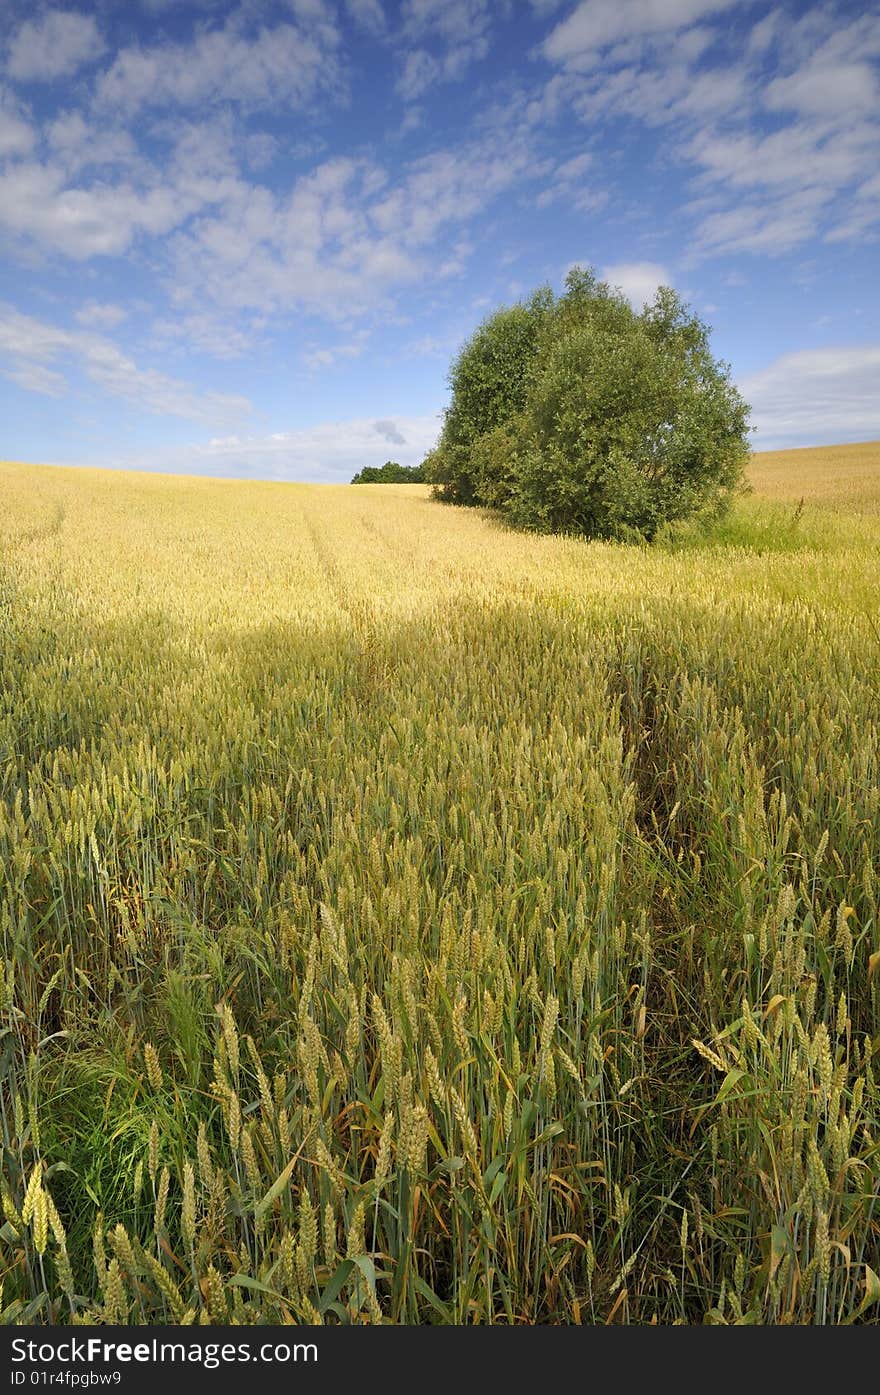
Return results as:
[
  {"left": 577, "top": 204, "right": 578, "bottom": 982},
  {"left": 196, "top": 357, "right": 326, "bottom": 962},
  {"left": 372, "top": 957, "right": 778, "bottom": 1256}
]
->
[
  {"left": 139, "top": 0, "right": 230, "bottom": 9},
  {"left": 602, "top": 260, "right": 671, "bottom": 309},
  {"left": 396, "top": 49, "right": 440, "bottom": 101},
  {"left": 403, "top": 0, "right": 491, "bottom": 47},
  {"left": 287, "top": 0, "right": 338, "bottom": 26},
  {"left": 76, "top": 301, "right": 128, "bottom": 329},
  {"left": 346, "top": 0, "right": 386, "bottom": 34},
  {"left": 543, "top": 0, "right": 741, "bottom": 69},
  {"left": 857, "top": 171, "right": 880, "bottom": 203},
  {"left": 303, "top": 332, "right": 370, "bottom": 369},
  {"left": 692, "top": 188, "right": 835, "bottom": 256},
  {"left": 536, "top": 150, "right": 605, "bottom": 212},
  {"left": 374, "top": 418, "right": 406, "bottom": 445},
  {"left": 764, "top": 62, "right": 877, "bottom": 119},
  {"left": 673, "top": 25, "right": 716, "bottom": 63},
  {"left": 741, "top": 346, "right": 880, "bottom": 449},
  {"left": 397, "top": 0, "right": 492, "bottom": 96},
  {"left": 165, "top": 127, "right": 543, "bottom": 319},
  {"left": 0, "top": 110, "right": 33, "bottom": 156},
  {"left": 6, "top": 9, "right": 106, "bottom": 82},
  {"left": 0, "top": 306, "right": 72, "bottom": 367},
  {"left": 46, "top": 111, "right": 140, "bottom": 175},
  {"left": 94, "top": 21, "right": 341, "bottom": 117},
  {"left": 168, "top": 155, "right": 414, "bottom": 317},
  {"left": 151, "top": 311, "right": 264, "bottom": 361},
  {"left": 747, "top": 9, "right": 781, "bottom": 55},
  {"left": 5, "top": 361, "right": 67, "bottom": 396},
  {"left": 106, "top": 413, "right": 443, "bottom": 482},
  {"left": 370, "top": 136, "right": 540, "bottom": 249},
  {"left": 405, "top": 333, "right": 451, "bottom": 356},
  {"left": 0, "top": 113, "right": 259, "bottom": 264},
  {"left": 535, "top": 3, "right": 880, "bottom": 261},
  {"left": 245, "top": 132, "right": 278, "bottom": 171},
  {"left": 0, "top": 303, "right": 250, "bottom": 426},
  {"left": 567, "top": 55, "right": 748, "bottom": 128},
  {"left": 687, "top": 121, "right": 875, "bottom": 193},
  {"left": 685, "top": 102, "right": 880, "bottom": 252},
  {"left": 554, "top": 152, "right": 593, "bottom": 182},
  {"left": 0, "top": 88, "right": 34, "bottom": 156},
  {"left": 0, "top": 20, "right": 538, "bottom": 337},
  {"left": 0, "top": 160, "right": 192, "bottom": 259}
]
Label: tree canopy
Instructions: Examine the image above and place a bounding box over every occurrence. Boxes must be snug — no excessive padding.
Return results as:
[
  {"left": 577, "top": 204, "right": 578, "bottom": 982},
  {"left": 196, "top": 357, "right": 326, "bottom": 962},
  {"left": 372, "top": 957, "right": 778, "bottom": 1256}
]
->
[
  {"left": 426, "top": 268, "right": 750, "bottom": 539},
  {"left": 351, "top": 460, "right": 428, "bottom": 484}
]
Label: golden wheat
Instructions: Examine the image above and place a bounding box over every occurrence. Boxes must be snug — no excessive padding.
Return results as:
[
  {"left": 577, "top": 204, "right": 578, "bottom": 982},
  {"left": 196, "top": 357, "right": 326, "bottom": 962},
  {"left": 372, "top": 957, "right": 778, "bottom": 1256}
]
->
[{"left": 0, "top": 455, "right": 878, "bottom": 1324}]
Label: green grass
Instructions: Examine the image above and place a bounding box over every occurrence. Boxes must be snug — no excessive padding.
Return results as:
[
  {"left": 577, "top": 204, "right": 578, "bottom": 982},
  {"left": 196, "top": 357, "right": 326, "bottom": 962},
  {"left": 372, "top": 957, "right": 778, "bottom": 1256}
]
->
[{"left": 659, "top": 494, "right": 880, "bottom": 553}]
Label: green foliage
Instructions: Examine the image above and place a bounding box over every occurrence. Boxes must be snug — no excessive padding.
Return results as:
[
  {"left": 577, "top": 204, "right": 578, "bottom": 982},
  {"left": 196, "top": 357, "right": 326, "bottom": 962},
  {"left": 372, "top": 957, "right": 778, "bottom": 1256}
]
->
[
  {"left": 431, "top": 288, "right": 554, "bottom": 504},
  {"left": 351, "top": 460, "right": 427, "bottom": 484},
  {"left": 427, "top": 268, "right": 750, "bottom": 539}
]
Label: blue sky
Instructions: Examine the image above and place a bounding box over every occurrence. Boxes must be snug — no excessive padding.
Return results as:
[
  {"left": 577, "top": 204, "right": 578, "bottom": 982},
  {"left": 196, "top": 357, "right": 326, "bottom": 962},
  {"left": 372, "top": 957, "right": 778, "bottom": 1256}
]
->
[{"left": 1, "top": 0, "right": 878, "bottom": 482}]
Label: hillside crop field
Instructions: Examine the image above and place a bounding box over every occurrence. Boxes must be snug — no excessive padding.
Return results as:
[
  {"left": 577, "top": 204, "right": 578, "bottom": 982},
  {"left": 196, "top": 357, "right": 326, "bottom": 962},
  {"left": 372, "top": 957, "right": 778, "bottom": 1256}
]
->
[
  {"left": 1, "top": 447, "right": 878, "bottom": 1325},
  {"left": 747, "top": 440, "right": 880, "bottom": 513}
]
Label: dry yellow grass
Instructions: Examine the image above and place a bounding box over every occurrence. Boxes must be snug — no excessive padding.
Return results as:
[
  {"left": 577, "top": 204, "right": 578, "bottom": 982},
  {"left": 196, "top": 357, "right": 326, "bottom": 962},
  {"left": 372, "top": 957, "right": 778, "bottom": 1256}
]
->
[
  {"left": 0, "top": 452, "right": 878, "bottom": 1326},
  {"left": 748, "top": 439, "right": 880, "bottom": 512}
]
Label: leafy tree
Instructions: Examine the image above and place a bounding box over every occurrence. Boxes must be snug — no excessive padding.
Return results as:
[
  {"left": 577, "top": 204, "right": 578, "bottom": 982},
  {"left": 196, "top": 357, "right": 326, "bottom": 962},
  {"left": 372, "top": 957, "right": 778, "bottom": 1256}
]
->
[
  {"left": 424, "top": 269, "right": 750, "bottom": 540},
  {"left": 430, "top": 287, "right": 554, "bottom": 504},
  {"left": 351, "top": 460, "right": 427, "bottom": 484}
]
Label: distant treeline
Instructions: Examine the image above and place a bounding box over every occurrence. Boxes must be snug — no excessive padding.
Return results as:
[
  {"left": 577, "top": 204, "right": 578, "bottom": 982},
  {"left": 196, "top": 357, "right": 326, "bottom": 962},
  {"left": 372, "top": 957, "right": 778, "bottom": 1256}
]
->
[{"left": 351, "top": 460, "right": 428, "bottom": 484}]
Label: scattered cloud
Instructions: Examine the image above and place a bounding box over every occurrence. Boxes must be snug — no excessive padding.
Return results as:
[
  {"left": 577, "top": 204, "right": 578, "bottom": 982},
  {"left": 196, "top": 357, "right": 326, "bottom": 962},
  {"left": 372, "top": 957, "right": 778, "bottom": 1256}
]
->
[
  {"left": 741, "top": 345, "right": 880, "bottom": 449},
  {"left": 0, "top": 303, "right": 251, "bottom": 426},
  {"left": 46, "top": 110, "right": 140, "bottom": 176},
  {"left": 602, "top": 262, "right": 671, "bottom": 309},
  {"left": 167, "top": 127, "right": 543, "bottom": 319},
  {"left": 762, "top": 14, "right": 880, "bottom": 120},
  {"left": 396, "top": 0, "right": 493, "bottom": 97},
  {"left": 542, "top": 0, "right": 741, "bottom": 70},
  {"left": 94, "top": 20, "right": 342, "bottom": 117},
  {"left": 6, "top": 9, "right": 106, "bottom": 83},
  {"left": 405, "top": 333, "right": 449, "bottom": 356},
  {"left": 76, "top": 301, "right": 128, "bottom": 329},
  {"left": 537, "top": 3, "right": 880, "bottom": 260},
  {"left": 109, "top": 413, "right": 442, "bottom": 482},
  {"left": 5, "top": 360, "right": 68, "bottom": 397},
  {"left": 746, "top": 9, "right": 781, "bottom": 55},
  {"left": 0, "top": 88, "right": 34, "bottom": 156},
  {"left": 303, "top": 332, "right": 371, "bottom": 369},
  {"left": 0, "top": 2, "right": 877, "bottom": 467},
  {"left": 536, "top": 150, "right": 605, "bottom": 212},
  {"left": 0, "top": 112, "right": 258, "bottom": 265},
  {"left": 687, "top": 121, "right": 876, "bottom": 195},
  {"left": 764, "top": 61, "right": 877, "bottom": 119},
  {"left": 0, "top": 87, "right": 545, "bottom": 344},
  {"left": 565, "top": 56, "right": 749, "bottom": 128},
  {"left": 0, "top": 158, "right": 199, "bottom": 259},
  {"left": 396, "top": 49, "right": 440, "bottom": 102},
  {"left": 691, "top": 188, "right": 835, "bottom": 257},
  {"left": 151, "top": 311, "right": 264, "bottom": 361},
  {"left": 374, "top": 418, "right": 406, "bottom": 444},
  {"left": 346, "top": 0, "right": 387, "bottom": 34},
  {"left": 402, "top": 0, "right": 492, "bottom": 51}
]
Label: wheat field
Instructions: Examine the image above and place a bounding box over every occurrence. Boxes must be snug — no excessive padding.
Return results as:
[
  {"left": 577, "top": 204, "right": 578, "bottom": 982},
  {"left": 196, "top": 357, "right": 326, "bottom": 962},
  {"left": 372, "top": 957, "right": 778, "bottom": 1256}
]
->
[
  {"left": 0, "top": 446, "right": 878, "bottom": 1325},
  {"left": 747, "top": 439, "right": 880, "bottom": 512}
]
